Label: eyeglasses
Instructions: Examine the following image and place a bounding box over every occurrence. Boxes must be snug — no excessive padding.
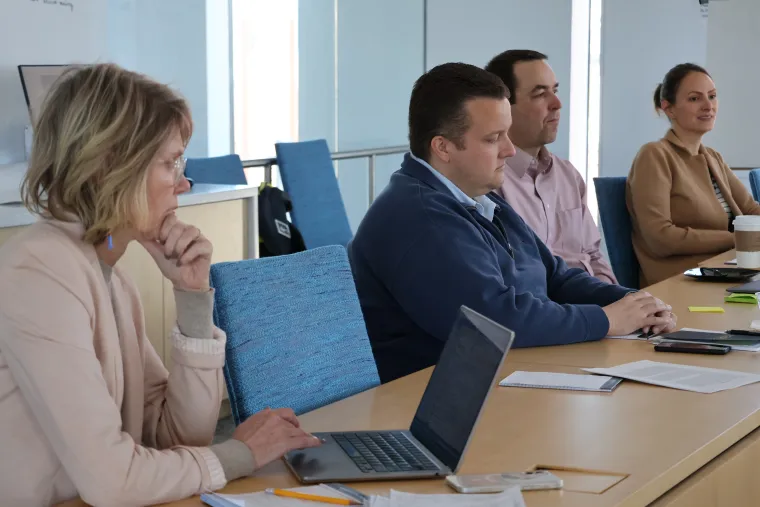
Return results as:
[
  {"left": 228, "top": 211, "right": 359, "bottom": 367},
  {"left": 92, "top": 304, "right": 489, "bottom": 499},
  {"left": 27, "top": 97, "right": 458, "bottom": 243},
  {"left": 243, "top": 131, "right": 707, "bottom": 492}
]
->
[{"left": 172, "top": 156, "right": 187, "bottom": 184}]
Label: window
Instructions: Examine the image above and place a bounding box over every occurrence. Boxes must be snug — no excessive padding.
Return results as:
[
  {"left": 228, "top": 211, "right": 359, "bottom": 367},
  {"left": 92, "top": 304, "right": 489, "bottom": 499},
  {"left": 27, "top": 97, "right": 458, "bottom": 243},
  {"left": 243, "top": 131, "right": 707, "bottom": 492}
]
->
[
  {"left": 569, "top": 0, "right": 590, "bottom": 177},
  {"left": 569, "top": 0, "right": 602, "bottom": 219},
  {"left": 586, "top": 0, "right": 602, "bottom": 219},
  {"left": 231, "top": 0, "right": 298, "bottom": 185}
]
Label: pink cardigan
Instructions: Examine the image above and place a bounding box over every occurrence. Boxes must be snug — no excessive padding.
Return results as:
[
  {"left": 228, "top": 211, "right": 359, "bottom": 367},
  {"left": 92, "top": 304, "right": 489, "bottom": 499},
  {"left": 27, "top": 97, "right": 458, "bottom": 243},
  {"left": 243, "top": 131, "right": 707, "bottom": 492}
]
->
[{"left": 0, "top": 220, "right": 228, "bottom": 506}]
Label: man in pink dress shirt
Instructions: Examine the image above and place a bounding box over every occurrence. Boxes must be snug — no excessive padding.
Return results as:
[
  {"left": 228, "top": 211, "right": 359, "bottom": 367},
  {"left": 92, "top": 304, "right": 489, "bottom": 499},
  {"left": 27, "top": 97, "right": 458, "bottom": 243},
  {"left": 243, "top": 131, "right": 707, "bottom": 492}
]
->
[{"left": 485, "top": 50, "right": 618, "bottom": 284}]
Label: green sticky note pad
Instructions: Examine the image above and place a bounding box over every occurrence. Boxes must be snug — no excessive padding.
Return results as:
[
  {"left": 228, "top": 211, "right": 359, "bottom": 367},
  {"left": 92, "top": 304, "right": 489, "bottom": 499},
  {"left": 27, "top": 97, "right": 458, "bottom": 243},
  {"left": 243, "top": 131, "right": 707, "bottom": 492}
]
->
[
  {"left": 688, "top": 306, "right": 725, "bottom": 313},
  {"left": 725, "top": 293, "right": 758, "bottom": 304}
]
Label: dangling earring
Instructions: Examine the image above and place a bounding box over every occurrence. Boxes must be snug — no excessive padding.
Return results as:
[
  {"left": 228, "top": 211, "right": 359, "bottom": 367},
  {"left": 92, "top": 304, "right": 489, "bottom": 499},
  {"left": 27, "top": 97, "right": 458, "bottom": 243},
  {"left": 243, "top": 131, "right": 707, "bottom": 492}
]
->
[{"left": 107, "top": 234, "right": 113, "bottom": 250}]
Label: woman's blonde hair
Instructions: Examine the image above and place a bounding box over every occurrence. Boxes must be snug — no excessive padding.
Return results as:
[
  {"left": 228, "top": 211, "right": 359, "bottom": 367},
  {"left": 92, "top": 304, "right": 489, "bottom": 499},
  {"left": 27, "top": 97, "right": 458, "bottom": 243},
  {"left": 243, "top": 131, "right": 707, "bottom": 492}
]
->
[{"left": 22, "top": 63, "right": 192, "bottom": 244}]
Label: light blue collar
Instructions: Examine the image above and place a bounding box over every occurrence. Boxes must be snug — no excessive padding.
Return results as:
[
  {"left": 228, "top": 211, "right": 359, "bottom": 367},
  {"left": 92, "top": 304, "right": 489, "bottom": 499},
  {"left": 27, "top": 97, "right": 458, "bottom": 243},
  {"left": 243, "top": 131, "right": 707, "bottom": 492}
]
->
[{"left": 410, "top": 153, "right": 497, "bottom": 221}]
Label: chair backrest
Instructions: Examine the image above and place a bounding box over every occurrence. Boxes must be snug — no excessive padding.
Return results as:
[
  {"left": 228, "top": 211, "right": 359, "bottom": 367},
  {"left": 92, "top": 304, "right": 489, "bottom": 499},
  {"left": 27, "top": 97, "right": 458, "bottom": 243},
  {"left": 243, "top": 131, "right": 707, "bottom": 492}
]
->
[
  {"left": 593, "top": 177, "right": 639, "bottom": 289},
  {"left": 274, "top": 140, "right": 353, "bottom": 248},
  {"left": 210, "top": 245, "right": 380, "bottom": 423},
  {"left": 185, "top": 154, "right": 247, "bottom": 186},
  {"left": 749, "top": 169, "right": 760, "bottom": 202}
]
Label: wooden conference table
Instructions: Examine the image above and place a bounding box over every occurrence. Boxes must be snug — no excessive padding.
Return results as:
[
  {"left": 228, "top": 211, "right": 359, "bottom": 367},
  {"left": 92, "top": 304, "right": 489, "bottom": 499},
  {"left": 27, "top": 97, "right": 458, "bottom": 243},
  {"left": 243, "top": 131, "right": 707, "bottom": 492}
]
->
[{"left": 65, "top": 251, "right": 760, "bottom": 506}]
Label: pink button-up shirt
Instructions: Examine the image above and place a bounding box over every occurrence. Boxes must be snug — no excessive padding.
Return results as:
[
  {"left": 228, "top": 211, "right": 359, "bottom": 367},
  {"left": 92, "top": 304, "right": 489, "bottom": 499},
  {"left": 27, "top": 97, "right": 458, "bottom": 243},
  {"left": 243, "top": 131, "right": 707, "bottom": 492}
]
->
[{"left": 498, "top": 147, "right": 618, "bottom": 284}]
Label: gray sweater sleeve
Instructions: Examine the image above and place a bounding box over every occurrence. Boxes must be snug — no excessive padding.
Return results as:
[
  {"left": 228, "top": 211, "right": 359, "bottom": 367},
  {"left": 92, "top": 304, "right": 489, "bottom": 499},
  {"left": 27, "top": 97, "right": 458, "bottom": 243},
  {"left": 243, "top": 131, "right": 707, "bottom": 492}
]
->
[
  {"left": 174, "top": 288, "right": 215, "bottom": 339},
  {"left": 210, "top": 439, "right": 257, "bottom": 481}
]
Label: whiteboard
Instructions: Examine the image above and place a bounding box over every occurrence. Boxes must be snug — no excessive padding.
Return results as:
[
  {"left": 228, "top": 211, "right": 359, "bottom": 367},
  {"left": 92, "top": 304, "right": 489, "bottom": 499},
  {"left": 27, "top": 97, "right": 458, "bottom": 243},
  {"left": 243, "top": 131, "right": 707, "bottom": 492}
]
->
[
  {"left": 599, "top": 0, "right": 707, "bottom": 178},
  {"left": 0, "top": 0, "right": 107, "bottom": 164},
  {"left": 706, "top": 0, "right": 760, "bottom": 168}
]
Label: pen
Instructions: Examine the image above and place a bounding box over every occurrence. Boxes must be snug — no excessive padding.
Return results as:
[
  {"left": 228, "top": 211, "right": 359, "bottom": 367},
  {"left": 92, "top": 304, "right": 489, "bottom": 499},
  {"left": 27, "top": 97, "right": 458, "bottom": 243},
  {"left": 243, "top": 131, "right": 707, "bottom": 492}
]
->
[
  {"left": 322, "top": 483, "right": 369, "bottom": 503},
  {"left": 265, "top": 488, "right": 359, "bottom": 505}
]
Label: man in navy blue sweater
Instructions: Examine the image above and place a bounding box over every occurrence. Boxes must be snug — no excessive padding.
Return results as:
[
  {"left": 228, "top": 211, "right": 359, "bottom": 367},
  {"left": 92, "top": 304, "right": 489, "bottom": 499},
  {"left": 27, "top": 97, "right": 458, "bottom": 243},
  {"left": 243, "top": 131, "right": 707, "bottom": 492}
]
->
[{"left": 347, "top": 63, "right": 677, "bottom": 384}]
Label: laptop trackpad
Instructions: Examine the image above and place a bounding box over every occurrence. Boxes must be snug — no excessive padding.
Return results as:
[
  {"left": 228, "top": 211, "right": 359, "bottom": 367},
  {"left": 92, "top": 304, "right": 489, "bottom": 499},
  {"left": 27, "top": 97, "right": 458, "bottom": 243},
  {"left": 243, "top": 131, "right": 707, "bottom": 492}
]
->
[{"left": 286, "top": 434, "right": 357, "bottom": 479}]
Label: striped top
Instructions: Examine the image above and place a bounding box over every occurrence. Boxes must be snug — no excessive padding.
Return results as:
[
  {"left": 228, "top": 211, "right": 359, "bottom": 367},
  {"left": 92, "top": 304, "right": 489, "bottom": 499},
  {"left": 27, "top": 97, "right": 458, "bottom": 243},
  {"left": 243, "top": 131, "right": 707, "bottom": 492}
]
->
[{"left": 712, "top": 176, "right": 734, "bottom": 220}]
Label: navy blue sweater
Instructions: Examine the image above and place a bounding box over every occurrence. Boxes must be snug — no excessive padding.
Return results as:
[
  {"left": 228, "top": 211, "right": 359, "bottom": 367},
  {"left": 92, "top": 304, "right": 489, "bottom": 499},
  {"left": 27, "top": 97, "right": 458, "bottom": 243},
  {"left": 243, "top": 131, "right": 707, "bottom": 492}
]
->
[{"left": 347, "top": 154, "right": 630, "bottom": 383}]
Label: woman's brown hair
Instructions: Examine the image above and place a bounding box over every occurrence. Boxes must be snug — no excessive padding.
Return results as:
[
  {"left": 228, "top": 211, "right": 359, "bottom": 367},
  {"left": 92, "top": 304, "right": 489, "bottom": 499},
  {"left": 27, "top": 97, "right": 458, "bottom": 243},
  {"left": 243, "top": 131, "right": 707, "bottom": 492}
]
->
[{"left": 22, "top": 63, "right": 192, "bottom": 244}]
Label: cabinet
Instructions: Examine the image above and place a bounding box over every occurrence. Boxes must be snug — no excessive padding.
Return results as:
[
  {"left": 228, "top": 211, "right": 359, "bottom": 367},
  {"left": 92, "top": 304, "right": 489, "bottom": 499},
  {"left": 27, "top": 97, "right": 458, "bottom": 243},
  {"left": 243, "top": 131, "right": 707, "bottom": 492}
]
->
[
  {"left": 162, "top": 199, "right": 246, "bottom": 366},
  {"left": 0, "top": 198, "right": 252, "bottom": 365}
]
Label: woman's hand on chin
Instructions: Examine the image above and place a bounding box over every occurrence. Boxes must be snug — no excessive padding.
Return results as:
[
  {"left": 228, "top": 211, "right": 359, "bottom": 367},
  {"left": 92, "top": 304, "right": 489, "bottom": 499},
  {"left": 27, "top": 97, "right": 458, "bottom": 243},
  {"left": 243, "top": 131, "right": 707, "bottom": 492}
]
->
[{"left": 138, "top": 214, "right": 213, "bottom": 291}]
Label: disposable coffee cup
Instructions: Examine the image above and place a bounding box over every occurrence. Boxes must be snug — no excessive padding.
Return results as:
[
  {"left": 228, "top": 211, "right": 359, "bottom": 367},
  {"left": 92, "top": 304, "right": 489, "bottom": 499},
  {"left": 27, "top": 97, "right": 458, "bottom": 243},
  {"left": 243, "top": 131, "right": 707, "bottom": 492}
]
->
[{"left": 733, "top": 216, "right": 760, "bottom": 268}]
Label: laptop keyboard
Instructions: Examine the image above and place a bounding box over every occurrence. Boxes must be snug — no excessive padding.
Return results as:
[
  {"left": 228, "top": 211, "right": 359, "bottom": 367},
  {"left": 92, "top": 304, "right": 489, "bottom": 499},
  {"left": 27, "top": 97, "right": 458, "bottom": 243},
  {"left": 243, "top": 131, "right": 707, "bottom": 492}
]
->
[{"left": 331, "top": 431, "right": 440, "bottom": 474}]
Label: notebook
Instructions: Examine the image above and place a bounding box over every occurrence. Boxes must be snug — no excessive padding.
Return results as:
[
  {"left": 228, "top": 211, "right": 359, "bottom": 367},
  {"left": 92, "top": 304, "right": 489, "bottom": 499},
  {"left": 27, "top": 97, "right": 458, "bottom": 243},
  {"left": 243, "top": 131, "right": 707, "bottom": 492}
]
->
[
  {"left": 499, "top": 371, "right": 622, "bottom": 392},
  {"left": 201, "top": 485, "right": 357, "bottom": 507},
  {"left": 726, "top": 279, "right": 760, "bottom": 294}
]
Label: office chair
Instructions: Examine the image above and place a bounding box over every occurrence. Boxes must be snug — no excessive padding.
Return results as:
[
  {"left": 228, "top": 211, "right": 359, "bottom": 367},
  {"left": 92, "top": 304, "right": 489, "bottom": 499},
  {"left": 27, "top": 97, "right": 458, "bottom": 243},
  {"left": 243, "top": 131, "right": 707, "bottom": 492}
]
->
[
  {"left": 593, "top": 177, "right": 640, "bottom": 289},
  {"left": 185, "top": 154, "right": 247, "bottom": 186},
  {"left": 749, "top": 169, "right": 760, "bottom": 202},
  {"left": 210, "top": 245, "right": 380, "bottom": 423},
  {"left": 275, "top": 140, "right": 353, "bottom": 248}
]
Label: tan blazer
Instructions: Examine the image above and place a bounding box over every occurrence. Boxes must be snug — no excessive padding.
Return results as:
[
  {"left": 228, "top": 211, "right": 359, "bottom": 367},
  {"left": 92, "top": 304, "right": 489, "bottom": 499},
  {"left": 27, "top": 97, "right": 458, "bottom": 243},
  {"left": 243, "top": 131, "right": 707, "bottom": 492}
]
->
[
  {"left": 0, "top": 220, "right": 227, "bottom": 506},
  {"left": 626, "top": 130, "right": 760, "bottom": 286}
]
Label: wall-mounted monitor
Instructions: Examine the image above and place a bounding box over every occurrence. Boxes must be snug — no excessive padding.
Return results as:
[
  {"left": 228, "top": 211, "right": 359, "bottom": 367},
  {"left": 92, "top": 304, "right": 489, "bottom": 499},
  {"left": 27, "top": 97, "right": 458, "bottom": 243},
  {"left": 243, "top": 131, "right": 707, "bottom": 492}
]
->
[{"left": 17, "top": 65, "right": 70, "bottom": 126}]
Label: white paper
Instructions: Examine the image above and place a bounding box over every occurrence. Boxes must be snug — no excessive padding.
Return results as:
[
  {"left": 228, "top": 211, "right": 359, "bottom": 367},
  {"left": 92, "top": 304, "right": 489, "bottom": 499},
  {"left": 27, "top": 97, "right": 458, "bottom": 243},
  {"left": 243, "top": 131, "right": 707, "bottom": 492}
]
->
[
  {"left": 725, "top": 258, "right": 738, "bottom": 265},
  {"left": 607, "top": 333, "right": 647, "bottom": 340},
  {"left": 500, "top": 371, "right": 615, "bottom": 391},
  {"left": 389, "top": 487, "right": 525, "bottom": 507},
  {"left": 209, "top": 486, "right": 525, "bottom": 507},
  {"left": 369, "top": 496, "right": 392, "bottom": 507},
  {"left": 678, "top": 328, "right": 723, "bottom": 334},
  {"left": 583, "top": 360, "right": 760, "bottom": 394},
  {"left": 212, "top": 485, "right": 356, "bottom": 506}
]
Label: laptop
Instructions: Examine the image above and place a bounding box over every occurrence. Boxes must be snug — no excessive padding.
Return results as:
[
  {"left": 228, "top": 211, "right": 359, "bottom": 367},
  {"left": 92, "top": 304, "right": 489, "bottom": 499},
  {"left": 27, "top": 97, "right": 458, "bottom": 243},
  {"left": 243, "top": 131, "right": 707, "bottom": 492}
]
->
[{"left": 284, "top": 305, "right": 515, "bottom": 483}]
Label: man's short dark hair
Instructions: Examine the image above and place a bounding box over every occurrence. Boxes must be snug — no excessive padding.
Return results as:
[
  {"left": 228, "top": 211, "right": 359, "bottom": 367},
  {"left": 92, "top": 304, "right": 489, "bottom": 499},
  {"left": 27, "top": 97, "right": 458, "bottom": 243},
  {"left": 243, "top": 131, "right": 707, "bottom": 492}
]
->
[
  {"left": 485, "top": 49, "right": 548, "bottom": 105},
  {"left": 408, "top": 62, "right": 509, "bottom": 162}
]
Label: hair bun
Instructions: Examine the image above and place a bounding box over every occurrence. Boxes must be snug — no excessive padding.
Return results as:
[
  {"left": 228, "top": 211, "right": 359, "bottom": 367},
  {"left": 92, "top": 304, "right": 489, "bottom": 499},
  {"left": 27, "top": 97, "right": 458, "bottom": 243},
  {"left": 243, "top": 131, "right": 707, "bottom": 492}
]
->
[{"left": 653, "top": 83, "right": 664, "bottom": 112}]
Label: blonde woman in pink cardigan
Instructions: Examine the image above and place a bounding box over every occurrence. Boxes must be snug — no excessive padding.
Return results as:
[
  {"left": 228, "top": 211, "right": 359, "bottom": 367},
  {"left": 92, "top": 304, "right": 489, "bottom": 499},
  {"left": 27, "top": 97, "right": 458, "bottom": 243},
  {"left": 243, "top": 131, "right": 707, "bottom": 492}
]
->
[{"left": 0, "top": 64, "right": 319, "bottom": 506}]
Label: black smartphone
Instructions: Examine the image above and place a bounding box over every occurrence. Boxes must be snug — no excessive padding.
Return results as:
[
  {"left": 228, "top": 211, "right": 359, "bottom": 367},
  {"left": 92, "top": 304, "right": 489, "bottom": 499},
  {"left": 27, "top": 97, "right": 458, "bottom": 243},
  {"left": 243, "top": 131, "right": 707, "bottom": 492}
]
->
[
  {"left": 726, "top": 329, "right": 760, "bottom": 337},
  {"left": 654, "top": 341, "right": 731, "bottom": 355}
]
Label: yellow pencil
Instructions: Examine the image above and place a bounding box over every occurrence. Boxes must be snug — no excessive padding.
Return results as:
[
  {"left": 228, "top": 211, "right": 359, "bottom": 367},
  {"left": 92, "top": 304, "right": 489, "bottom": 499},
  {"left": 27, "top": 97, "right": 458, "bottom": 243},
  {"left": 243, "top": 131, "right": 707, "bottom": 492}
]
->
[{"left": 265, "top": 488, "right": 359, "bottom": 505}]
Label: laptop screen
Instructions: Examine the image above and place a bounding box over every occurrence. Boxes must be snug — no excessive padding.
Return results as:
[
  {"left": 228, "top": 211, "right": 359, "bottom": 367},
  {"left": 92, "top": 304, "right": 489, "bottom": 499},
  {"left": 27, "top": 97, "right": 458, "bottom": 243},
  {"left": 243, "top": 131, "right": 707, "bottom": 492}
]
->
[{"left": 409, "top": 306, "right": 514, "bottom": 471}]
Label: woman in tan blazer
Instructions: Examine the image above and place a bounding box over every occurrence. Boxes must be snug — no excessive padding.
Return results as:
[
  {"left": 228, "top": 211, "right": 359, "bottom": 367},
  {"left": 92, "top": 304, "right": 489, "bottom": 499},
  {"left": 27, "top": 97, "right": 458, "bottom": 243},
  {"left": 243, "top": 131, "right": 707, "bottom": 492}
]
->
[
  {"left": 627, "top": 63, "right": 760, "bottom": 287},
  {"left": 0, "top": 64, "right": 319, "bottom": 506}
]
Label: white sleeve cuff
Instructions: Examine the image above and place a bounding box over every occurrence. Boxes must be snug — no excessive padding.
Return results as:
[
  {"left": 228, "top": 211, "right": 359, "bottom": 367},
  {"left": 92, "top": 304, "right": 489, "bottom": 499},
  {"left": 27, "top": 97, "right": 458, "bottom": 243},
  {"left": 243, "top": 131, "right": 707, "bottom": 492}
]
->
[
  {"left": 196, "top": 446, "right": 228, "bottom": 491},
  {"left": 171, "top": 326, "right": 227, "bottom": 356}
]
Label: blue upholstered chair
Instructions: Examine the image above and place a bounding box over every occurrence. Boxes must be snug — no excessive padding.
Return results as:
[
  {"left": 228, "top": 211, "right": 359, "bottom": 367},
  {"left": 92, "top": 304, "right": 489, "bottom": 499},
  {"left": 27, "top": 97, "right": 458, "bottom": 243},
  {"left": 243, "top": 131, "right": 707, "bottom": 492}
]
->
[
  {"left": 274, "top": 140, "right": 353, "bottom": 248},
  {"left": 185, "top": 154, "right": 247, "bottom": 186},
  {"left": 749, "top": 169, "right": 760, "bottom": 202},
  {"left": 210, "top": 245, "right": 379, "bottom": 423},
  {"left": 593, "top": 177, "right": 639, "bottom": 289}
]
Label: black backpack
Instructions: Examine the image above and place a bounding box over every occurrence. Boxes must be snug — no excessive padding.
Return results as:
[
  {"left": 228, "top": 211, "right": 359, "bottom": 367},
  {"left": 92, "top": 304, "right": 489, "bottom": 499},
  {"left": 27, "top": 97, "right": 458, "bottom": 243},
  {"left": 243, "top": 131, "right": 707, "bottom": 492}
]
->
[{"left": 258, "top": 183, "right": 306, "bottom": 257}]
